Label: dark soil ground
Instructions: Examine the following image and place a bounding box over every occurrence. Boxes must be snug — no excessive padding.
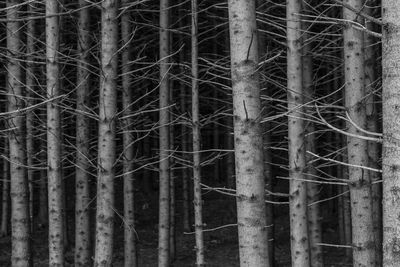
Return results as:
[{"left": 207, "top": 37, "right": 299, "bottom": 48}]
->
[{"left": 0, "top": 193, "right": 352, "bottom": 266}]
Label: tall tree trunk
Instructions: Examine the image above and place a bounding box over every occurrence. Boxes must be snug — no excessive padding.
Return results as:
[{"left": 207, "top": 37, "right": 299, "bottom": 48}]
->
[
  {"left": 46, "top": 0, "right": 64, "bottom": 265},
  {"left": 0, "top": 140, "right": 9, "bottom": 237},
  {"left": 75, "top": 0, "right": 91, "bottom": 265},
  {"left": 343, "top": 1, "right": 375, "bottom": 265},
  {"left": 364, "top": 3, "right": 381, "bottom": 266},
  {"left": 382, "top": 1, "right": 400, "bottom": 266},
  {"left": 7, "top": 0, "right": 32, "bottom": 265},
  {"left": 191, "top": 0, "right": 205, "bottom": 265},
  {"left": 121, "top": 1, "right": 137, "bottom": 266},
  {"left": 94, "top": 0, "right": 118, "bottom": 265},
  {"left": 228, "top": 0, "right": 270, "bottom": 265},
  {"left": 302, "top": 6, "right": 323, "bottom": 265},
  {"left": 286, "top": 0, "right": 310, "bottom": 265},
  {"left": 169, "top": 79, "right": 176, "bottom": 262},
  {"left": 158, "top": 0, "right": 171, "bottom": 266}
]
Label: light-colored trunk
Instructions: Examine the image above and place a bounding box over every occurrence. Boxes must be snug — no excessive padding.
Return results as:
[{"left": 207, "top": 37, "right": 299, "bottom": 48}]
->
[
  {"left": 1, "top": 140, "right": 9, "bottom": 237},
  {"left": 8, "top": 0, "right": 32, "bottom": 265},
  {"left": 158, "top": 0, "right": 171, "bottom": 265},
  {"left": 121, "top": 2, "right": 137, "bottom": 267},
  {"left": 169, "top": 100, "right": 176, "bottom": 262},
  {"left": 191, "top": 0, "right": 205, "bottom": 265},
  {"left": 364, "top": 3, "right": 381, "bottom": 266},
  {"left": 287, "top": 0, "right": 310, "bottom": 265},
  {"left": 75, "top": 0, "right": 91, "bottom": 265},
  {"left": 228, "top": 0, "right": 270, "bottom": 265},
  {"left": 302, "top": 11, "right": 323, "bottom": 265},
  {"left": 94, "top": 0, "right": 118, "bottom": 265},
  {"left": 343, "top": 1, "right": 375, "bottom": 265},
  {"left": 46, "top": 0, "right": 65, "bottom": 265},
  {"left": 382, "top": 1, "right": 400, "bottom": 266}
]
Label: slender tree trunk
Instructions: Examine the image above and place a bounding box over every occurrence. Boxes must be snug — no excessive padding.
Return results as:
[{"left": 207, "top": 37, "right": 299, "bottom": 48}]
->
[
  {"left": 74, "top": 0, "right": 91, "bottom": 265},
  {"left": 302, "top": 10, "right": 323, "bottom": 265},
  {"left": 38, "top": 142, "right": 48, "bottom": 228},
  {"left": 158, "top": 0, "right": 171, "bottom": 266},
  {"left": 7, "top": 0, "right": 32, "bottom": 265},
  {"left": 191, "top": 0, "right": 205, "bottom": 265},
  {"left": 46, "top": 0, "right": 65, "bottom": 265},
  {"left": 343, "top": 1, "right": 375, "bottom": 265},
  {"left": 169, "top": 101, "right": 176, "bottom": 262},
  {"left": 94, "top": 0, "right": 118, "bottom": 265},
  {"left": 26, "top": 2, "right": 37, "bottom": 233},
  {"left": 120, "top": 2, "right": 137, "bottom": 266},
  {"left": 382, "top": 1, "right": 400, "bottom": 266},
  {"left": 0, "top": 140, "right": 9, "bottom": 237},
  {"left": 228, "top": 0, "right": 270, "bottom": 265},
  {"left": 364, "top": 3, "right": 381, "bottom": 266},
  {"left": 286, "top": 0, "right": 310, "bottom": 265}
]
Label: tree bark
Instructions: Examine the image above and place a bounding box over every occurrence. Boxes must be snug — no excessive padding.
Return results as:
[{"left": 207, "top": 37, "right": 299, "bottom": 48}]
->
[
  {"left": 343, "top": 1, "right": 375, "bottom": 265},
  {"left": 75, "top": 0, "right": 91, "bottom": 265},
  {"left": 94, "top": 0, "right": 118, "bottom": 265},
  {"left": 7, "top": 0, "right": 32, "bottom": 265},
  {"left": 382, "top": 1, "right": 400, "bottom": 266},
  {"left": 0, "top": 140, "right": 9, "bottom": 237},
  {"left": 286, "top": 0, "right": 310, "bottom": 265},
  {"left": 228, "top": 0, "right": 270, "bottom": 266},
  {"left": 158, "top": 0, "right": 171, "bottom": 265}
]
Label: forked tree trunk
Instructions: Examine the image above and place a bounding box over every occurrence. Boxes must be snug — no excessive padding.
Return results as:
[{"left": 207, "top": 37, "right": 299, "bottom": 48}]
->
[
  {"left": 342, "top": 1, "right": 375, "bottom": 265},
  {"left": 191, "top": 0, "right": 205, "bottom": 265},
  {"left": 228, "top": 0, "right": 270, "bottom": 265},
  {"left": 158, "top": 0, "right": 171, "bottom": 265},
  {"left": 46, "top": 0, "right": 65, "bottom": 265},
  {"left": 286, "top": 0, "right": 310, "bottom": 265},
  {"left": 94, "top": 0, "right": 118, "bottom": 265},
  {"left": 7, "top": 0, "right": 32, "bottom": 265},
  {"left": 121, "top": 1, "right": 137, "bottom": 266},
  {"left": 382, "top": 1, "right": 400, "bottom": 266},
  {"left": 75, "top": 0, "right": 91, "bottom": 265}
]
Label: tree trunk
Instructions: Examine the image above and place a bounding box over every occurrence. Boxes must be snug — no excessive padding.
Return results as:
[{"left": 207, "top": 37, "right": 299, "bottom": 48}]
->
[
  {"left": 94, "top": 0, "right": 118, "bottom": 265},
  {"left": 7, "top": 0, "right": 32, "bottom": 265},
  {"left": 343, "top": 1, "right": 375, "bottom": 265},
  {"left": 382, "top": 1, "right": 400, "bottom": 266},
  {"left": 158, "top": 0, "right": 171, "bottom": 265},
  {"left": 191, "top": 0, "right": 205, "bottom": 265},
  {"left": 75, "top": 0, "right": 91, "bottom": 265},
  {"left": 286, "top": 0, "right": 310, "bottom": 265},
  {"left": 0, "top": 140, "right": 9, "bottom": 237},
  {"left": 228, "top": 0, "right": 270, "bottom": 265}
]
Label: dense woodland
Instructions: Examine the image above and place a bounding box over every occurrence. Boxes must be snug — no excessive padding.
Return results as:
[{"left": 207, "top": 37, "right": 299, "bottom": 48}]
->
[{"left": 0, "top": 0, "right": 398, "bottom": 266}]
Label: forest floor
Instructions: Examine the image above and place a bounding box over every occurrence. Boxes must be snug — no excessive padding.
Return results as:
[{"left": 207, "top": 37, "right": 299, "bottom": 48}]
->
[{"left": 0, "top": 194, "right": 353, "bottom": 266}]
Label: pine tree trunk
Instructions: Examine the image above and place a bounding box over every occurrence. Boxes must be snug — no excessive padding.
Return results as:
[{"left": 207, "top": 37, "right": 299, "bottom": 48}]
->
[
  {"left": 343, "top": 1, "right": 375, "bottom": 265},
  {"left": 191, "top": 0, "right": 205, "bottom": 265},
  {"left": 7, "top": 0, "right": 32, "bottom": 265},
  {"left": 286, "top": 0, "right": 310, "bottom": 265},
  {"left": 158, "top": 0, "right": 171, "bottom": 265},
  {"left": 94, "top": 0, "right": 118, "bottom": 265},
  {"left": 382, "top": 1, "right": 400, "bottom": 266},
  {"left": 228, "top": 0, "right": 270, "bottom": 265},
  {"left": 75, "top": 0, "right": 91, "bottom": 265},
  {"left": 0, "top": 140, "right": 9, "bottom": 237}
]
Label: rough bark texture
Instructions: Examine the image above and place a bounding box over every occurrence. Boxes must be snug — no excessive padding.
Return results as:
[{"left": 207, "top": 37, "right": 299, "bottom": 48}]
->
[
  {"left": 158, "top": 0, "right": 171, "bottom": 265},
  {"left": 228, "top": 0, "right": 270, "bottom": 266},
  {"left": 7, "top": 0, "right": 32, "bottom": 265},
  {"left": 74, "top": 0, "right": 91, "bottom": 265},
  {"left": 191, "top": 0, "right": 205, "bottom": 265},
  {"left": 1, "top": 142, "right": 9, "bottom": 237},
  {"left": 286, "top": 0, "right": 310, "bottom": 265},
  {"left": 382, "top": 1, "right": 400, "bottom": 266},
  {"left": 121, "top": 1, "right": 137, "bottom": 266},
  {"left": 46, "top": 0, "right": 65, "bottom": 265},
  {"left": 94, "top": 0, "right": 118, "bottom": 265},
  {"left": 343, "top": 0, "right": 375, "bottom": 266}
]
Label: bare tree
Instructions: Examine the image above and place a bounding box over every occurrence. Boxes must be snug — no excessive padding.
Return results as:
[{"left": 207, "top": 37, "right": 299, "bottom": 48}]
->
[
  {"left": 94, "top": 0, "right": 118, "bottom": 265},
  {"left": 228, "top": 0, "right": 270, "bottom": 265},
  {"left": 1, "top": 139, "right": 9, "bottom": 237},
  {"left": 75, "top": 0, "right": 91, "bottom": 265}
]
